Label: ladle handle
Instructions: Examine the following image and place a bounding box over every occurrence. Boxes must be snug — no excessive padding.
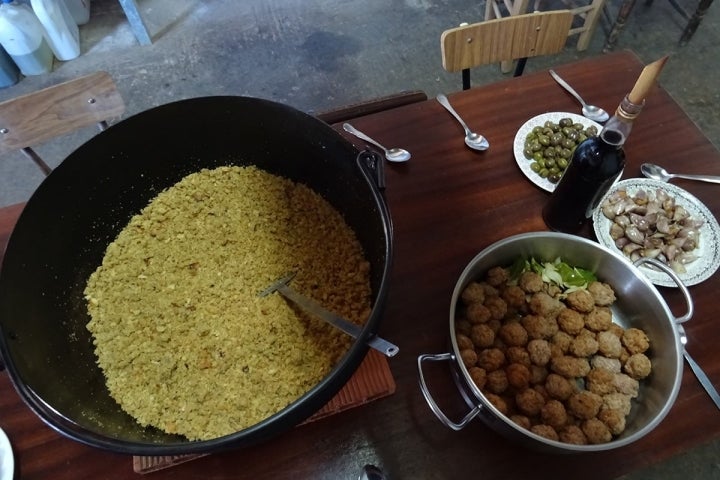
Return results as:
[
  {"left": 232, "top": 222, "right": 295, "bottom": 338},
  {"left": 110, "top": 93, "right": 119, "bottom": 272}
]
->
[
  {"left": 683, "top": 351, "right": 720, "bottom": 410},
  {"left": 549, "top": 69, "right": 587, "bottom": 107},
  {"left": 673, "top": 173, "right": 720, "bottom": 184},
  {"left": 436, "top": 94, "right": 471, "bottom": 135}
]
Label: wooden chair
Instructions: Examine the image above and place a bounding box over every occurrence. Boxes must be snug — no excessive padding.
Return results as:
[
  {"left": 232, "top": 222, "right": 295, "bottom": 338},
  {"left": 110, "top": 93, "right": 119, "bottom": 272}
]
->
[
  {"left": 441, "top": 10, "right": 573, "bottom": 90},
  {"left": 0, "top": 71, "right": 125, "bottom": 176},
  {"left": 486, "top": 0, "right": 607, "bottom": 72}
]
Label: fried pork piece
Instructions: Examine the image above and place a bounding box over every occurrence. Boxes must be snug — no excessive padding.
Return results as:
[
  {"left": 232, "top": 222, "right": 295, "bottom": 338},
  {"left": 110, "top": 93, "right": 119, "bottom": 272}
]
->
[
  {"left": 597, "top": 330, "right": 623, "bottom": 358},
  {"left": 582, "top": 418, "right": 612, "bottom": 444},
  {"left": 477, "top": 348, "right": 506, "bottom": 371},
  {"left": 559, "top": 425, "right": 588, "bottom": 445},
  {"left": 527, "top": 339, "right": 552, "bottom": 366},
  {"left": 484, "top": 296, "right": 508, "bottom": 321},
  {"left": 499, "top": 322, "right": 529, "bottom": 347},
  {"left": 516, "top": 388, "right": 546, "bottom": 416},
  {"left": 461, "top": 281, "right": 486, "bottom": 305},
  {"left": 568, "top": 391, "right": 603, "bottom": 420},
  {"left": 510, "top": 414, "right": 532, "bottom": 429},
  {"left": 565, "top": 289, "right": 595, "bottom": 313},
  {"left": 531, "top": 424, "right": 559, "bottom": 441},
  {"left": 550, "top": 355, "right": 591, "bottom": 378},
  {"left": 468, "top": 367, "right": 487, "bottom": 390},
  {"left": 529, "top": 292, "right": 564, "bottom": 318},
  {"left": 622, "top": 328, "right": 650, "bottom": 354},
  {"left": 545, "top": 373, "right": 576, "bottom": 401},
  {"left": 456, "top": 333, "right": 474, "bottom": 350},
  {"left": 518, "top": 271, "right": 544, "bottom": 293},
  {"left": 591, "top": 355, "right": 622, "bottom": 373},
  {"left": 502, "top": 284, "right": 527, "bottom": 312},
  {"left": 624, "top": 353, "right": 652, "bottom": 380},
  {"left": 467, "top": 302, "right": 491, "bottom": 324},
  {"left": 506, "top": 346, "right": 532, "bottom": 367},
  {"left": 455, "top": 318, "right": 472, "bottom": 337},
  {"left": 557, "top": 308, "right": 585, "bottom": 335},
  {"left": 551, "top": 331, "right": 573, "bottom": 355},
  {"left": 602, "top": 392, "right": 633, "bottom": 416},
  {"left": 485, "top": 393, "right": 509, "bottom": 415},
  {"left": 460, "top": 349, "right": 478, "bottom": 369},
  {"left": 607, "top": 322, "right": 625, "bottom": 338},
  {"left": 486, "top": 266, "right": 509, "bottom": 287},
  {"left": 506, "top": 363, "right": 531, "bottom": 390},
  {"left": 586, "top": 368, "right": 617, "bottom": 396},
  {"left": 588, "top": 281, "right": 617, "bottom": 306},
  {"left": 470, "top": 324, "right": 495, "bottom": 348},
  {"left": 598, "top": 408, "right": 626, "bottom": 435},
  {"left": 586, "top": 307, "right": 613, "bottom": 332},
  {"left": 569, "top": 334, "right": 599, "bottom": 358},
  {"left": 486, "top": 369, "right": 509, "bottom": 394},
  {"left": 541, "top": 399, "right": 568, "bottom": 429},
  {"left": 530, "top": 365, "right": 549, "bottom": 385},
  {"left": 613, "top": 373, "right": 640, "bottom": 397},
  {"left": 522, "top": 314, "right": 559, "bottom": 340}
]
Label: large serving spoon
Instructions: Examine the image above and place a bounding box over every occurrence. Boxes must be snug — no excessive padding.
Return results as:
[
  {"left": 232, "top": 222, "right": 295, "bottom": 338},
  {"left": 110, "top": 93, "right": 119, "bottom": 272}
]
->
[
  {"left": 641, "top": 163, "right": 720, "bottom": 184},
  {"left": 342, "top": 123, "right": 411, "bottom": 162},
  {"left": 436, "top": 93, "right": 489, "bottom": 151},
  {"left": 549, "top": 69, "right": 610, "bottom": 123}
]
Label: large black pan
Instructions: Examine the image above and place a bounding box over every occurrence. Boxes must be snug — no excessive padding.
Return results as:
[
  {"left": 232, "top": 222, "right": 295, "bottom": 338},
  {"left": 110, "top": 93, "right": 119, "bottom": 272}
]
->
[{"left": 0, "top": 96, "right": 393, "bottom": 455}]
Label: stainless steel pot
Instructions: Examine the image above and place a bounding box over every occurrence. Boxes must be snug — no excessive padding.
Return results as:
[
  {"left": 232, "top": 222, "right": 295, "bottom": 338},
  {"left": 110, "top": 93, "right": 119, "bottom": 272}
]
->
[{"left": 418, "top": 232, "right": 691, "bottom": 453}]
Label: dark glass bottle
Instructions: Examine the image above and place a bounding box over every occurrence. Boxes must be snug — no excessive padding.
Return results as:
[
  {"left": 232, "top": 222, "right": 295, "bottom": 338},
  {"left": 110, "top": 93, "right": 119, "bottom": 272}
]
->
[{"left": 542, "top": 96, "right": 643, "bottom": 233}]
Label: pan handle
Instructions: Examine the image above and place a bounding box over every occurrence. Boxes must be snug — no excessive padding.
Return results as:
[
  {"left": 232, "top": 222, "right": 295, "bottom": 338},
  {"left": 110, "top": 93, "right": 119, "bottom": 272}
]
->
[
  {"left": 356, "top": 150, "right": 386, "bottom": 191},
  {"left": 417, "top": 353, "right": 482, "bottom": 431},
  {"left": 633, "top": 257, "right": 693, "bottom": 323}
]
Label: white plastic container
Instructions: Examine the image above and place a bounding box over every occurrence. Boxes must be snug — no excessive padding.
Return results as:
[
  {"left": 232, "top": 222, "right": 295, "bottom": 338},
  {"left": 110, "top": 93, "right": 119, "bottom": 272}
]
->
[
  {"left": 31, "top": 0, "right": 79, "bottom": 60},
  {"left": 0, "top": 0, "right": 53, "bottom": 75},
  {"left": 62, "top": 0, "right": 89, "bottom": 25},
  {"left": 0, "top": 45, "right": 20, "bottom": 87}
]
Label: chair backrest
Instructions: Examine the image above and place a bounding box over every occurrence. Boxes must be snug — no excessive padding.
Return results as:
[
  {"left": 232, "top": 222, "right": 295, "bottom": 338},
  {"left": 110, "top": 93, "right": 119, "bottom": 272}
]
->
[
  {"left": 441, "top": 10, "right": 573, "bottom": 89},
  {"left": 0, "top": 71, "right": 125, "bottom": 175}
]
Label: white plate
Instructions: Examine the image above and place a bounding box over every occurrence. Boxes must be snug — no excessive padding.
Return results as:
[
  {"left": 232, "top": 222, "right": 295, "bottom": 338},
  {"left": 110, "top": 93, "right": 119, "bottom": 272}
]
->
[
  {"left": 0, "top": 427, "right": 13, "bottom": 480},
  {"left": 592, "top": 178, "right": 720, "bottom": 287},
  {"left": 513, "top": 112, "right": 602, "bottom": 193}
]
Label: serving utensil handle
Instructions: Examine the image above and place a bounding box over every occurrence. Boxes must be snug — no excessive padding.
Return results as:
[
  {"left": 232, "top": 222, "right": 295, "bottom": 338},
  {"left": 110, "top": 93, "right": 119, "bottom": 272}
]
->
[
  {"left": 417, "top": 353, "right": 482, "bottom": 431},
  {"left": 683, "top": 351, "right": 720, "bottom": 410}
]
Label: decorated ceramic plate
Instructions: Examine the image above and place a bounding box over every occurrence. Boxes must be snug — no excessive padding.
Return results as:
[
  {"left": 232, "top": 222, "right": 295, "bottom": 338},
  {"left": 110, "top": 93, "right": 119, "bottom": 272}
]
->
[
  {"left": 592, "top": 178, "right": 720, "bottom": 287},
  {"left": 0, "top": 427, "right": 12, "bottom": 480},
  {"left": 513, "top": 112, "right": 602, "bottom": 193}
]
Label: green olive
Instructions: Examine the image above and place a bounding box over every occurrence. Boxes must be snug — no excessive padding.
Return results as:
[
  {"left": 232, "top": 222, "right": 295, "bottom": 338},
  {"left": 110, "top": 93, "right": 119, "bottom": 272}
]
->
[
  {"left": 538, "top": 168, "right": 550, "bottom": 178},
  {"left": 538, "top": 134, "right": 550, "bottom": 146},
  {"left": 559, "top": 118, "right": 574, "bottom": 128},
  {"left": 530, "top": 162, "right": 541, "bottom": 172}
]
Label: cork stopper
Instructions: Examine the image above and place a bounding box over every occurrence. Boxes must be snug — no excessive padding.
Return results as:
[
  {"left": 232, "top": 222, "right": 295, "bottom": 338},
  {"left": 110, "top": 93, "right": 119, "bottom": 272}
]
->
[{"left": 628, "top": 55, "right": 669, "bottom": 104}]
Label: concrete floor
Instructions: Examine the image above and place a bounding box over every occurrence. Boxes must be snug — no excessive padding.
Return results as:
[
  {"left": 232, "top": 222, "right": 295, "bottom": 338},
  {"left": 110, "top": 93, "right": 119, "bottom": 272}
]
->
[{"left": 0, "top": 0, "right": 719, "bottom": 477}]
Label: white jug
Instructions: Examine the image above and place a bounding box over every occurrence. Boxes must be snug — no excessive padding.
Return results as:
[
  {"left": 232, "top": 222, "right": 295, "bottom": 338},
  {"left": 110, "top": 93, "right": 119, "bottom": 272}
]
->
[
  {"left": 31, "top": 0, "right": 79, "bottom": 61},
  {"left": 0, "top": 0, "right": 53, "bottom": 75}
]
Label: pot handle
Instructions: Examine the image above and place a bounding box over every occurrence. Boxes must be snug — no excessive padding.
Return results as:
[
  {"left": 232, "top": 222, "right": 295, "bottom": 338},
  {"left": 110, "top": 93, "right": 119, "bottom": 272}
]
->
[
  {"left": 417, "top": 353, "right": 482, "bottom": 431},
  {"left": 356, "top": 150, "right": 386, "bottom": 191},
  {"left": 633, "top": 257, "right": 693, "bottom": 323}
]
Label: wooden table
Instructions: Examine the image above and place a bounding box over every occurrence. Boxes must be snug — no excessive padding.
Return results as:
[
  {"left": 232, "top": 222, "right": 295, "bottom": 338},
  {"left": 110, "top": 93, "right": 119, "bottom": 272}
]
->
[{"left": 1, "top": 50, "right": 719, "bottom": 479}]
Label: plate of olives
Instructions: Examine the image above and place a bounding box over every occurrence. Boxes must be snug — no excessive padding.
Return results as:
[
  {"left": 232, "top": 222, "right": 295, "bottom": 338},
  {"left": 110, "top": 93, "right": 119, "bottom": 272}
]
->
[{"left": 513, "top": 112, "right": 601, "bottom": 192}]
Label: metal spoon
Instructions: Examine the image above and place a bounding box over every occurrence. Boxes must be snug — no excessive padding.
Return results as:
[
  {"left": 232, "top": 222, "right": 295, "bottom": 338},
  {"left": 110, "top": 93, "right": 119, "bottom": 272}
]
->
[
  {"left": 342, "top": 123, "right": 411, "bottom": 163},
  {"left": 679, "top": 324, "right": 720, "bottom": 410},
  {"left": 641, "top": 163, "right": 720, "bottom": 184},
  {"left": 549, "top": 69, "right": 610, "bottom": 123},
  {"left": 436, "top": 93, "right": 489, "bottom": 151}
]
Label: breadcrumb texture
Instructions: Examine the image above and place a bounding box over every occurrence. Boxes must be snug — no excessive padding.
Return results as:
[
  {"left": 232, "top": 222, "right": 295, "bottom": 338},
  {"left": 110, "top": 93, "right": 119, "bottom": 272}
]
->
[{"left": 84, "top": 166, "right": 371, "bottom": 441}]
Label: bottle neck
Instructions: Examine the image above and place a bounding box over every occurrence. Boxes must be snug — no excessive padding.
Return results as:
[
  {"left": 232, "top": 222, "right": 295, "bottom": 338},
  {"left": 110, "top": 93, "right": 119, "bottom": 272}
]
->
[{"left": 600, "top": 95, "right": 644, "bottom": 148}]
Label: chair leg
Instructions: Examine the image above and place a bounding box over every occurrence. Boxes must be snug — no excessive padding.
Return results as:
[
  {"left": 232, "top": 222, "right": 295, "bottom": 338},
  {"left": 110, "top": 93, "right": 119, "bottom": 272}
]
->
[
  {"left": 679, "top": 0, "right": 714, "bottom": 44},
  {"left": 576, "top": 0, "right": 607, "bottom": 50},
  {"left": 462, "top": 69, "right": 471, "bottom": 90},
  {"left": 514, "top": 58, "right": 528, "bottom": 77},
  {"left": 602, "top": 0, "right": 639, "bottom": 52}
]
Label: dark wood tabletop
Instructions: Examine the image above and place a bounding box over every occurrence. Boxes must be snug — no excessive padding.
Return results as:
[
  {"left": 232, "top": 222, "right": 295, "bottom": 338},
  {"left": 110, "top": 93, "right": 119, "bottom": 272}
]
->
[{"left": 2, "top": 50, "right": 720, "bottom": 479}]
